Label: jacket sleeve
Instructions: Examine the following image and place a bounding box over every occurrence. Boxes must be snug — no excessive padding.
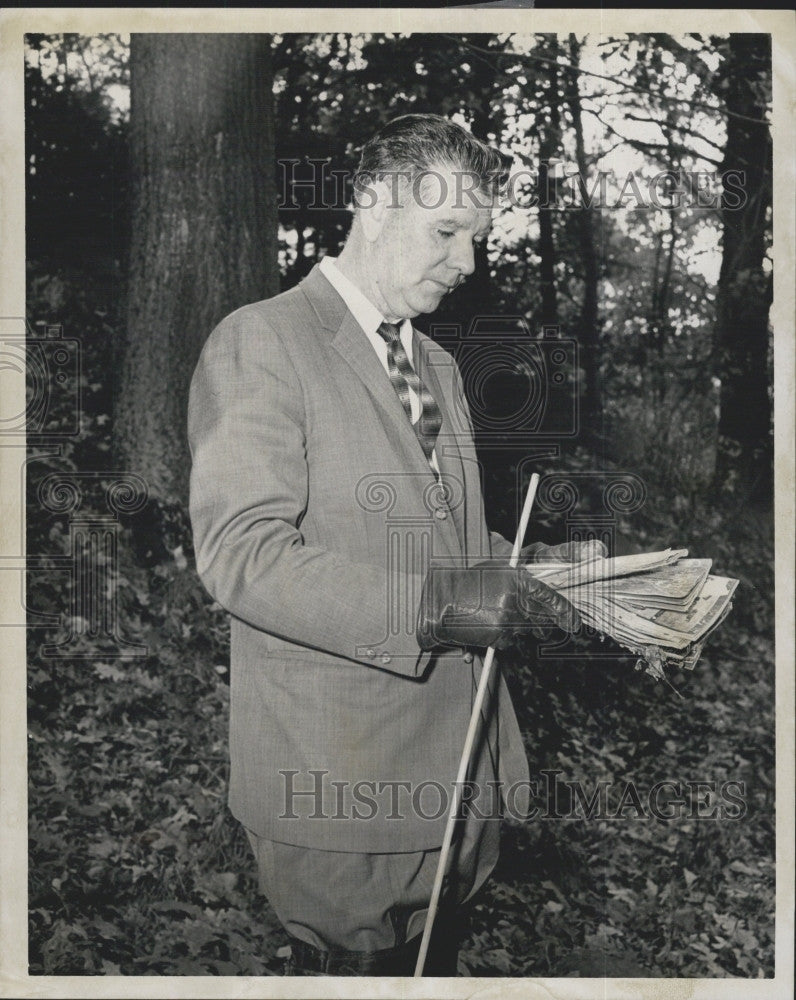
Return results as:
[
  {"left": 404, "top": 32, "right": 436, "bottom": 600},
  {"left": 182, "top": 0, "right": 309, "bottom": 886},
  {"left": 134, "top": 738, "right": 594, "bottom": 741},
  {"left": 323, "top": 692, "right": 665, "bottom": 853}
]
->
[
  {"left": 489, "top": 531, "right": 516, "bottom": 559},
  {"left": 187, "top": 308, "right": 432, "bottom": 677}
]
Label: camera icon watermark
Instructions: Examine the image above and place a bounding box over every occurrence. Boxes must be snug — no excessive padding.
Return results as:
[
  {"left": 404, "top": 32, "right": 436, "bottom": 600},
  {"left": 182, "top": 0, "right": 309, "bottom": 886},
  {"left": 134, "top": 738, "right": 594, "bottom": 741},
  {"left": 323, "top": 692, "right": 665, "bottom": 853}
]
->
[
  {"left": 0, "top": 318, "right": 81, "bottom": 438},
  {"left": 428, "top": 317, "right": 578, "bottom": 446},
  {"left": 0, "top": 317, "right": 150, "bottom": 657}
]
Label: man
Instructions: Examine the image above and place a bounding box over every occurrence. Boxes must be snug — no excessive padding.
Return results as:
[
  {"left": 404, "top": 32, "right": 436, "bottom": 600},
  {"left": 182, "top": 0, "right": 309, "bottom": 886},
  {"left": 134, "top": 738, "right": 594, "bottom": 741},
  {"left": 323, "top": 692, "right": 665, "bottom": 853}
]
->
[{"left": 188, "top": 114, "right": 600, "bottom": 976}]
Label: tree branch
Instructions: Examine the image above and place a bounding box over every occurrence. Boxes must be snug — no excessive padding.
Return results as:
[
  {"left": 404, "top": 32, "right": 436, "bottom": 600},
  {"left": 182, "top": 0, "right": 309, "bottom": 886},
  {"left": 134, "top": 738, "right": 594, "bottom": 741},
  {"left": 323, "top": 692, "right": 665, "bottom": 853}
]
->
[
  {"left": 442, "top": 34, "right": 769, "bottom": 127},
  {"left": 622, "top": 111, "right": 725, "bottom": 152},
  {"left": 585, "top": 107, "right": 723, "bottom": 167}
]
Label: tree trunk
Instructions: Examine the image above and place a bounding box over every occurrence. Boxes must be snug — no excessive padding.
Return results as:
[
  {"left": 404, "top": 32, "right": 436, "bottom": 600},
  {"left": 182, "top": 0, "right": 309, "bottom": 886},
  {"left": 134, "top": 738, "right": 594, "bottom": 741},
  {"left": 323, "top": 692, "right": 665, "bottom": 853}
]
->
[
  {"left": 441, "top": 35, "right": 505, "bottom": 322},
  {"left": 536, "top": 38, "right": 561, "bottom": 330},
  {"left": 116, "top": 34, "right": 279, "bottom": 504},
  {"left": 712, "top": 34, "right": 772, "bottom": 503},
  {"left": 566, "top": 35, "right": 601, "bottom": 441}
]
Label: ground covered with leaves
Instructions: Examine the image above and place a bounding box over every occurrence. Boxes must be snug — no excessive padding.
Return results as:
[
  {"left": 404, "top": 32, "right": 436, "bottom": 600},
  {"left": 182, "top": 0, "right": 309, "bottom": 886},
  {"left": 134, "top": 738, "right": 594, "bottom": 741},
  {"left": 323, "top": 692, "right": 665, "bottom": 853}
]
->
[
  {"left": 26, "top": 505, "right": 776, "bottom": 978},
  {"left": 26, "top": 280, "right": 774, "bottom": 979}
]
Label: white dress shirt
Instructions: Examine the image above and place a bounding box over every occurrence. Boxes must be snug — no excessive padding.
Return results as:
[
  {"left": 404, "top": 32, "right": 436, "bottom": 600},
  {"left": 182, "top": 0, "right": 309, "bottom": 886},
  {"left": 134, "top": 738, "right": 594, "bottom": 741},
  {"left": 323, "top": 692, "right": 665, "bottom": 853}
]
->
[{"left": 319, "top": 255, "right": 440, "bottom": 474}]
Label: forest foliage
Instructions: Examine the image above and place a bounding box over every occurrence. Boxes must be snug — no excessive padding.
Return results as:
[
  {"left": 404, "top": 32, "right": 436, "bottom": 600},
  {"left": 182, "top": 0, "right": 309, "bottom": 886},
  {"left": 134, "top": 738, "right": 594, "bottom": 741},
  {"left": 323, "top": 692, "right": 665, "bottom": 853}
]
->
[{"left": 24, "top": 31, "right": 775, "bottom": 978}]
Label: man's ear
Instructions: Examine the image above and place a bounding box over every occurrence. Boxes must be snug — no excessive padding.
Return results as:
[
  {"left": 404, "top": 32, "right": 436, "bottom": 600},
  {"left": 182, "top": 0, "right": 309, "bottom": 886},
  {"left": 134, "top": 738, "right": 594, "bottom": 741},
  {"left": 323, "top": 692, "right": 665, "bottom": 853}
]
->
[{"left": 358, "top": 178, "right": 392, "bottom": 244}]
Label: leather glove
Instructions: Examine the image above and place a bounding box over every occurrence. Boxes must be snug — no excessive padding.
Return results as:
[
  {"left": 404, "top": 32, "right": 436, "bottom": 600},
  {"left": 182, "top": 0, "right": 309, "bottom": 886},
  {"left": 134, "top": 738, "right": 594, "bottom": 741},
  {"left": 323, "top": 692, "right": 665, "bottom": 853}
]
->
[
  {"left": 521, "top": 539, "right": 608, "bottom": 564},
  {"left": 416, "top": 561, "right": 580, "bottom": 652}
]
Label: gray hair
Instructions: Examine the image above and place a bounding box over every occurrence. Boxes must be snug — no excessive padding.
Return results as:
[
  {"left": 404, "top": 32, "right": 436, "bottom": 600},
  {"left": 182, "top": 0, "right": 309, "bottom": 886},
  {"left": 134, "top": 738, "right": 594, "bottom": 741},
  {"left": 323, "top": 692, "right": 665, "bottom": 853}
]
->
[{"left": 352, "top": 113, "right": 510, "bottom": 208}]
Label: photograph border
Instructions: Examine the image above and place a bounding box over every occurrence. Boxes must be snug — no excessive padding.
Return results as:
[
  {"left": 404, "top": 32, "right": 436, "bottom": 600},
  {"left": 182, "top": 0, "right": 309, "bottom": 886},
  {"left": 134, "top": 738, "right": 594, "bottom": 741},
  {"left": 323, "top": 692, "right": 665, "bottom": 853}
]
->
[{"left": 1, "top": 7, "right": 793, "bottom": 999}]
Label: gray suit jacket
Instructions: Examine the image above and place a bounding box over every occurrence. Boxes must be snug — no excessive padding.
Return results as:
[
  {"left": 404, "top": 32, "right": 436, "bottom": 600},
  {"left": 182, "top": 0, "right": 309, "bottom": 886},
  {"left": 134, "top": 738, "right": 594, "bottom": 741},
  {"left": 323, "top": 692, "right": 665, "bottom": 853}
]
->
[{"left": 188, "top": 264, "right": 530, "bottom": 852}]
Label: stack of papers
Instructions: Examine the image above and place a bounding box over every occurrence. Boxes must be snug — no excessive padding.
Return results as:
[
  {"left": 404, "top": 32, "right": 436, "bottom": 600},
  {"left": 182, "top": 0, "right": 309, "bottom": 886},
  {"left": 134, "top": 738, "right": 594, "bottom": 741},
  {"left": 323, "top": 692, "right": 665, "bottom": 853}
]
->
[{"left": 526, "top": 549, "right": 738, "bottom": 678}]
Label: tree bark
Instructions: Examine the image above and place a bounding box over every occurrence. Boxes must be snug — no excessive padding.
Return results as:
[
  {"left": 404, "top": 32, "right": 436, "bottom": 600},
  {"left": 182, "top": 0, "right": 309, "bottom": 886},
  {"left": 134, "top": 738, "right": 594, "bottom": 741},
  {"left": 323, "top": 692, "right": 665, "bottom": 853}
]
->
[
  {"left": 116, "top": 34, "right": 279, "bottom": 504},
  {"left": 566, "top": 35, "right": 601, "bottom": 440},
  {"left": 712, "top": 34, "right": 772, "bottom": 502},
  {"left": 536, "top": 38, "right": 561, "bottom": 330}
]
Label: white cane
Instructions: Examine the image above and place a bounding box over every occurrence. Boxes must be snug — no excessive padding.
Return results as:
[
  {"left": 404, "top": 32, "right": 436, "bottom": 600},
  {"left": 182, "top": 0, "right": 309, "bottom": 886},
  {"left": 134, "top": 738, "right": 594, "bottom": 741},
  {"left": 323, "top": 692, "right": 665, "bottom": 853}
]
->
[{"left": 414, "top": 472, "right": 540, "bottom": 977}]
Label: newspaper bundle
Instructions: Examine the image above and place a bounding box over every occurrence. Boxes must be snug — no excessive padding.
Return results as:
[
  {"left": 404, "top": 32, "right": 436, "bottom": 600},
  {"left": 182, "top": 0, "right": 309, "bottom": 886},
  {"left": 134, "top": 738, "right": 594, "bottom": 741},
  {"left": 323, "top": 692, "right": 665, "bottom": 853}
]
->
[{"left": 526, "top": 549, "right": 739, "bottom": 679}]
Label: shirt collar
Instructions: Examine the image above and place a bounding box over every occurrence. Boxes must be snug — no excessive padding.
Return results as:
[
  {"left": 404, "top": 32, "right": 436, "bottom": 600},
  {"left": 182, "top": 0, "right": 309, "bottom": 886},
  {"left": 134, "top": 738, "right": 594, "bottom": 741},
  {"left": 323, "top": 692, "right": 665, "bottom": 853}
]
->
[{"left": 319, "top": 255, "right": 412, "bottom": 343}]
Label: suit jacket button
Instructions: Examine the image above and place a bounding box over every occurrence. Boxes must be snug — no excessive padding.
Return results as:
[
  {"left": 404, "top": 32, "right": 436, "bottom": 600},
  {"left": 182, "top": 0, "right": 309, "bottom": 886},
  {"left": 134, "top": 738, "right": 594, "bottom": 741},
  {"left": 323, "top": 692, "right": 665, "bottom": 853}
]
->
[
  {"left": 381, "top": 653, "right": 391, "bottom": 664},
  {"left": 434, "top": 509, "right": 447, "bottom": 520},
  {"left": 463, "top": 651, "right": 474, "bottom": 663}
]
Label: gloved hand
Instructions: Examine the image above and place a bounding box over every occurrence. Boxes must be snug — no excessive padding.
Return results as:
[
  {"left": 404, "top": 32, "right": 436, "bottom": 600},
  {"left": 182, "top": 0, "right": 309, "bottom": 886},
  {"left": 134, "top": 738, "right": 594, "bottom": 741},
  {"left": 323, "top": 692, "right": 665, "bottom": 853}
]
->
[
  {"left": 416, "top": 561, "right": 580, "bottom": 652},
  {"left": 521, "top": 539, "right": 608, "bottom": 564}
]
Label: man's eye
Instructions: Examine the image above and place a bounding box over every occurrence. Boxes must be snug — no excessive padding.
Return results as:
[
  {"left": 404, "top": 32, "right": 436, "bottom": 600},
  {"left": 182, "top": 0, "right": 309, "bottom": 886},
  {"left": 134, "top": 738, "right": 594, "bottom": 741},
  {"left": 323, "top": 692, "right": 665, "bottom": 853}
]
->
[{"left": 437, "top": 229, "right": 454, "bottom": 239}]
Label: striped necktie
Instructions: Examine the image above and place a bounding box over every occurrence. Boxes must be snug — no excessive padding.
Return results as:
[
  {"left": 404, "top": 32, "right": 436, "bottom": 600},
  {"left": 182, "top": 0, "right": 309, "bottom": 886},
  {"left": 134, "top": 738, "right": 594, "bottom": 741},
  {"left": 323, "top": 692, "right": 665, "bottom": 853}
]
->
[{"left": 376, "top": 321, "right": 442, "bottom": 467}]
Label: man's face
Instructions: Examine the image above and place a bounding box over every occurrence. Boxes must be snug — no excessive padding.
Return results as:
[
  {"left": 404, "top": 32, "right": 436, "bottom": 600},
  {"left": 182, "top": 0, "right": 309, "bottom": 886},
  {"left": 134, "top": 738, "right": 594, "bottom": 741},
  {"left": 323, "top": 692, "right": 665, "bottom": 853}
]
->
[{"left": 366, "top": 164, "right": 495, "bottom": 321}]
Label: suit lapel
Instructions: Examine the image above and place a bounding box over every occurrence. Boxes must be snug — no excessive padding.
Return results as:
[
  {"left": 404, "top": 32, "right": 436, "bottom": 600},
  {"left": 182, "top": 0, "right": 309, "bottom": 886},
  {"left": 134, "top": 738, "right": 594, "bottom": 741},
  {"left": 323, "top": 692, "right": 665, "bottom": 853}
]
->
[
  {"left": 332, "top": 311, "right": 424, "bottom": 448},
  {"left": 300, "top": 265, "right": 465, "bottom": 558},
  {"left": 301, "top": 268, "right": 425, "bottom": 453}
]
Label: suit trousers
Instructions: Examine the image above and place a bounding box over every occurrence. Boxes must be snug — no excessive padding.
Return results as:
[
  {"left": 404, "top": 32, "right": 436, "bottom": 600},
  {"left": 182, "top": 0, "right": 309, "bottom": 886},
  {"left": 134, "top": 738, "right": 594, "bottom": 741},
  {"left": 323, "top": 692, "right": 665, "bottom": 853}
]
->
[{"left": 245, "top": 812, "right": 501, "bottom": 956}]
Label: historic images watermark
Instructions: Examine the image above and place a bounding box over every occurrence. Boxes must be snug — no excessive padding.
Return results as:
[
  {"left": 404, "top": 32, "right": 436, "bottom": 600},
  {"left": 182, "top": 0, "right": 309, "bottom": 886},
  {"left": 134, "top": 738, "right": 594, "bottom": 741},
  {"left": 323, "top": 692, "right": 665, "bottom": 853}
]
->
[
  {"left": 278, "top": 768, "right": 747, "bottom": 824},
  {"left": 278, "top": 160, "right": 750, "bottom": 212}
]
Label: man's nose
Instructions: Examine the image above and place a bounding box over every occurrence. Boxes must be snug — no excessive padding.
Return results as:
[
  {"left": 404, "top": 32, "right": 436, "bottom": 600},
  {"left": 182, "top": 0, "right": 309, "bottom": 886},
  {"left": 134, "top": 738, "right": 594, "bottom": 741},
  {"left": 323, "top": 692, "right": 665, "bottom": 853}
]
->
[{"left": 449, "top": 236, "right": 476, "bottom": 276}]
